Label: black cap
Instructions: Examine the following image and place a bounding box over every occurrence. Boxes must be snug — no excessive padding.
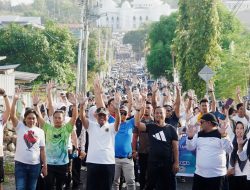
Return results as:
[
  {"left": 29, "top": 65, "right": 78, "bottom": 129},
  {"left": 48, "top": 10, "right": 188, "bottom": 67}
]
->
[
  {"left": 96, "top": 107, "right": 108, "bottom": 115},
  {"left": 201, "top": 113, "right": 218, "bottom": 126}
]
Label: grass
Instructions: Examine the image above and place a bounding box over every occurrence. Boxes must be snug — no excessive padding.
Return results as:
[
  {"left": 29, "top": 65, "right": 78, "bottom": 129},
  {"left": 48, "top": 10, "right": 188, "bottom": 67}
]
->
[{"left": 3, "top": 160, "right": 15, "bottom": 185}]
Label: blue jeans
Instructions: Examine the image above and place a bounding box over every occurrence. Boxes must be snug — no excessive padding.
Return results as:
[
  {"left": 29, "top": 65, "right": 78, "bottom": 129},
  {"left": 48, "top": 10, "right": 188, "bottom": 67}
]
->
[{"left": 15, "top": 161, "right": 41, "bottom": 190}]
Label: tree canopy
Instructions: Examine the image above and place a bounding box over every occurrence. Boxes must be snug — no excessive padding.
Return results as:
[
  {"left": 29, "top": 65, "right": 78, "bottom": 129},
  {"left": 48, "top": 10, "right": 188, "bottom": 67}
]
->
[
  {"left": 0, "top": 22, "right": 76, "bottom": 87},
  {"left": 146, "top": 13, "right": 178, "bottom": 80},
  {"left": 174, "top": 0, "right": 221, "bottom": 97}
]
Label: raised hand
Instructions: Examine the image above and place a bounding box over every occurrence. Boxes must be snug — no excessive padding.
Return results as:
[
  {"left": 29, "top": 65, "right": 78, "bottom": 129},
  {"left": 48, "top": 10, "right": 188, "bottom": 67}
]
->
[
  {"left": 152, "top": 82, "right": 159, "bottom": 93},
  {"left": 68, "top": 93, "right": 77, "bottom": 105},
  {"left": 236, "top": 86, "right": 241, "bottom": 95},
  {"left": 14, "top": 88, "right": 22, "bottom": 100},
  {"left": 218, "top": 119, "right": 229, "bottom": 136},
  {"left": 187, "top": 89, "right": 193, "bottom": 99},
  {"left": 237, "top": 136, "right": 246, "bottom": 147},
  {"left": 32, "top": 93, "right": 41, "bottom": 105},
  {"left": 134, "top": 95, "right": 144, "bottom": 111},
  {"left": 46, "top": 80, "right": 55, "bottom": 91},
  {"left": 187, "top": 125, "right": 196, "bottom": 138},
  {"left": 140, "top": 87, "right": 148, "bottom": 100},
  {"left": 209, "top": 81, "right": 214, "bottom": 92},
  {"left": 77, "top": 92, "right": 88, "bottom": 106},
  {"left": 112, "top": 92, "right": 121, "bottom": 110},
  {"left": 94, "top": 77, "right": 103, "bottom": 94}
]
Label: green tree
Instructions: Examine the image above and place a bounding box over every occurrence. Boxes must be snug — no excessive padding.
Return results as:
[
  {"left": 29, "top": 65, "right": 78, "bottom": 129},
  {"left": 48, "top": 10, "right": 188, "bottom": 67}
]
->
[
  {"left": 3, "top": 0, "right": 81, "bottom": 23},
  {"left": 0, "top": 22, "right": 76, "bottom": 87},
  {"left": 174, "top": 0, "right": 221, "bottom": 97},
  {"left": 146, "top": 13, "right": 177, "bottom": 80},
  {"left": 123, "top": 29, "right": 147, "bottom": 53}
]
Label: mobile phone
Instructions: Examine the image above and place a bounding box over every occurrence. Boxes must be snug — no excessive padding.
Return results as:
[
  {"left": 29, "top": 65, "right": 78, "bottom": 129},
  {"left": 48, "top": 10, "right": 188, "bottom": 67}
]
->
[
  {"left": 214, "top": 111, "right": 226, "bottom": 120},
  {"left": 224, "top": 98, "right": 234, "bottom": 109}
]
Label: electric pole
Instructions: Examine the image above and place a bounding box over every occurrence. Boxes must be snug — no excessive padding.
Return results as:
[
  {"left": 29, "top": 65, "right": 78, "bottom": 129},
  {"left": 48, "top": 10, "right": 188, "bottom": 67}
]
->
[{"left": 78, "top": 0, "right": 89, "bottom": 94}]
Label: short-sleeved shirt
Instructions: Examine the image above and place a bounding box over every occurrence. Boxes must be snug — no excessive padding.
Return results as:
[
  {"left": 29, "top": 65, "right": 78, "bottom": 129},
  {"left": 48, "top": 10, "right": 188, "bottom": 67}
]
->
[
  {"left": 165, "top": 112, "right": 179, "bottom": 129},
  {"left": 133, "top": 117, "right": 153, "bottom": 154},
  {"left": 14, "top": 122, "right": 45, "bottom": 165},
  {"left": 86, "top": 120, "right": 116, "bottom": 164},
  {"left": 108, "top": 115, "right": 115, "bottom": 124},
  {"left": 146, "top": 123, "right": 178, "bottom": 165},
  {"left": 43, "top": 123, "right": 73, "bottom": 165},
  {"left": 115, "top": 118, "right": 135, "bottom": 158}
]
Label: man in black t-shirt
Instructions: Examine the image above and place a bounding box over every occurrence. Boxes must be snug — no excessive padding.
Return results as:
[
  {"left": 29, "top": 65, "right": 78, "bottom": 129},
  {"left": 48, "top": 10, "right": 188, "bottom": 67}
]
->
[{"left": 134, "top": 99, "right": 179, "bottom": 190}]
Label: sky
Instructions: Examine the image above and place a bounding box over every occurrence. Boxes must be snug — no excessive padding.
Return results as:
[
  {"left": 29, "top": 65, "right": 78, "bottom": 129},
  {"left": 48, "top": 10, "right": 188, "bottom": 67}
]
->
[{"left": 9, "top": 0, "right": 34, "bottom": 6}]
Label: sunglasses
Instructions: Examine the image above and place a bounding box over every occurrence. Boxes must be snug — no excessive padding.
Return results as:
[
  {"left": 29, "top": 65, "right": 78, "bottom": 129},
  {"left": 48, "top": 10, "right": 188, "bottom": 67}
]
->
[
  {"left": 120, "top": 112, "right": 127, "bottom": 116},
  {"left": 200, "top": 120, "right": 206, "bottom": 124},
  {"left": 166, "top": 109, "right": 172, "bottom": 112}
]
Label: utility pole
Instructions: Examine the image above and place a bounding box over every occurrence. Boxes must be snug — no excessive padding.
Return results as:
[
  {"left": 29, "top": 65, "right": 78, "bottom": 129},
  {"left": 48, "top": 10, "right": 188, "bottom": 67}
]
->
[
  {"left": 78, "top": 0, "right": 89, "bottom": 94},
  {"left": 82, "top": 0, "right": 89, "bottom": 94}
]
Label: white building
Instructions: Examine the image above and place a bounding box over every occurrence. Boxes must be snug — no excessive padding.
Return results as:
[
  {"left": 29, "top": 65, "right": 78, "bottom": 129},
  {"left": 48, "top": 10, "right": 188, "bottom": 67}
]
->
[
  {"left": 0, "top": 15, "right": 42, "bottom": 28},
  {"left": 223, "top": 0, "right": 250, "bottom": 28},
  {"left": 95, "top": 0, "right": 176, "bottom": 31},
  {"left": 223, "top": 0, "right": 250, "bottom": 12}
]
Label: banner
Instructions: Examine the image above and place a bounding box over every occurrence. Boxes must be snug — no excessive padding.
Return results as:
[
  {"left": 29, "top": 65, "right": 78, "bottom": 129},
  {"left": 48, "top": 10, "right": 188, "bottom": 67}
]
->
[{"left": 176, "top": 134, "right": 196, "bottom": 177}]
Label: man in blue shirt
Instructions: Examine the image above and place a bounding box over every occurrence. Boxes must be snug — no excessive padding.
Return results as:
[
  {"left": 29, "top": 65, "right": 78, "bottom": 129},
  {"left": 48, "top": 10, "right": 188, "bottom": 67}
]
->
[{"left": 113, "top": 105, "right": 135, "bottom": 190}]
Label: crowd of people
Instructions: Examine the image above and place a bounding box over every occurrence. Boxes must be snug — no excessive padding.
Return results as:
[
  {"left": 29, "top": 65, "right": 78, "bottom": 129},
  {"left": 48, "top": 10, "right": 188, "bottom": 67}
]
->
[{"left": 0, "top": 75, "right": 250, "bottom": 190}]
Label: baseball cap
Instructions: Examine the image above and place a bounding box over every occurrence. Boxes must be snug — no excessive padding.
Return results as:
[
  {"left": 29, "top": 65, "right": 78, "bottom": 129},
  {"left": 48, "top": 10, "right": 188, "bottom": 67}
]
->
[
  {"left": 200, "top": 113, "right": 218, "bottom": 126},
  {"left": 96, "top": 107, "right": 108, "bottom": 115},
  {"left": 120, "top": 105, "right": 128, "bottom": 113}
]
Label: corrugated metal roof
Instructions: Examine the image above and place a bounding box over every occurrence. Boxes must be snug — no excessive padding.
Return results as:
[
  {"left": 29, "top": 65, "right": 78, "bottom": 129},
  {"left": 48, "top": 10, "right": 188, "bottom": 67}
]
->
[
  {"left": 0, "top": 64, "right": 20, "bottom": 70},
  {"left": 14, "top": 71, "right": 40, "bottom": 82},
  {"left": 0, "top": 16, "right": 42, "bottom": 25}
]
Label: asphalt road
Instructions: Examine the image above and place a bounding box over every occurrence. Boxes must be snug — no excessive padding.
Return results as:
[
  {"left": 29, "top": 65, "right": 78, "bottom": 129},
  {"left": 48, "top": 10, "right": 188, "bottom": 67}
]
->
[
  {"left": 74, "top": 170, "right": 193, "bottom": 190},
  {"left": 3, "top": 170, "right": 193, "bottom": 190}
]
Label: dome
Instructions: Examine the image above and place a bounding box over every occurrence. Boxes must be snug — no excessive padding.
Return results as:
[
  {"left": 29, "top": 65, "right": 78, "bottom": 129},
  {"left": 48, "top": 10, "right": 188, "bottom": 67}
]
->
[
  {"left": 131, "top": 0, "right": 163, "bottom": 8},
  {"left": 122, "top": 1, "right": 132, "bottom": 9},
  {"left": 101, "top": 0, "right": 117, "bottom": 10}
]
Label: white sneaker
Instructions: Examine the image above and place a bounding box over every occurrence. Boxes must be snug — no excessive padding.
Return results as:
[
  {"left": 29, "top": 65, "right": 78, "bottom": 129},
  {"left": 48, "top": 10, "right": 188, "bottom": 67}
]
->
[
  {"left": 136, "top": 182, "right": 140, "bottom": 187},
  {"left": 81, "top": 166, "right": 87, "bottom": 171},
  {"left": 122, "top": 182, "right": 127, "bottom": 188}
]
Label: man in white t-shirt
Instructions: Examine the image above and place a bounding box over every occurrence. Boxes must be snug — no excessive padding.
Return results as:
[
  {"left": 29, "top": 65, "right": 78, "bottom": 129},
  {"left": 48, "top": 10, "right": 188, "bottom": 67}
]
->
[
  {"left": 79, "top": 93, "right": 121, "bottom": 190},
  {"left": 0, "top": 88, "right": 10, "bottom": 190}
]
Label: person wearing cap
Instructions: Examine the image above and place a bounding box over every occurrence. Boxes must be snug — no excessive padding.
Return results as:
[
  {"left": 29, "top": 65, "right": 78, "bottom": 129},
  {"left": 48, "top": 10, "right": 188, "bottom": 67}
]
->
[
  {"left": 113, "top": 105, "right": 136, "bottom": 190},
  {"left": 79, "top": 92, "right": 121, "bottom": 190},
  {"left": 0, "top": 88, "right": 10, "bottom": 190},
  {"left": 187, "top": 113, "right": 233, "bottom": 190}
]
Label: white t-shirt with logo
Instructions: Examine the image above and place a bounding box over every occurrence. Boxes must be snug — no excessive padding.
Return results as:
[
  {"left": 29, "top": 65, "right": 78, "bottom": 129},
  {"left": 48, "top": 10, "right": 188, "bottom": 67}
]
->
[
  {"left": 0, "top": 115, "right": 3, "bottom": 157},
  {"left": 86, "top": 120, "right": 116, "bottom": 164},
  {"left": 14, "top": 122, "right": 45, "bottom": 165}
]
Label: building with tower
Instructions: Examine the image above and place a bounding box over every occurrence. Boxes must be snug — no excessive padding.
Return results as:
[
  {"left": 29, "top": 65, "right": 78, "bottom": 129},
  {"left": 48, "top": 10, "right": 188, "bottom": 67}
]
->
[{"left": 94, "top": 0, "right": 176, "bottom": 31}]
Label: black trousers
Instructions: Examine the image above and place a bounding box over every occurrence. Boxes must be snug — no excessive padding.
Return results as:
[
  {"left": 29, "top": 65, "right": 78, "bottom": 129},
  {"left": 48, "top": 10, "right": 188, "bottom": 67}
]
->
[
  {"left": 138, "top": 153, "right": 148, "bottom": 190},
  {"left": 228, "top": 175, "right": 249, "bottom": 190},
  {"left": 192, "top": 174, "right": 227, "bottom": 190},
  {"left": 0, "top": 157, "right": 4, "bottom": 183},
  {"left": 72, "top": 157, "right": 82, "bottom": 186},
  {"left": 45, "top": 164, "right": 68, "bottom": 190},
  {"left": 86, "top": 163, "right": 115, "bottom": 190},
  {"left": 145, "top": 163, "right": 173, "bottom": 190}
]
